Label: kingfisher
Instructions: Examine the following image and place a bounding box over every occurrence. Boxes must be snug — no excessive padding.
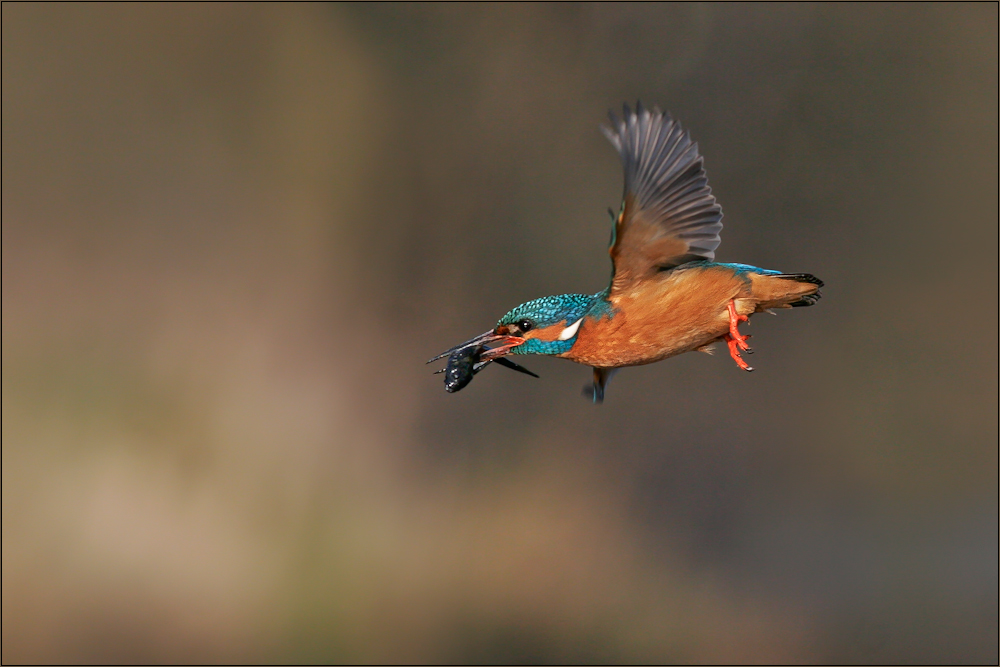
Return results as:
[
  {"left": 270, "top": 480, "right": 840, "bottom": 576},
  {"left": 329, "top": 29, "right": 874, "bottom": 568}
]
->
[{"left": 430, "top": 103, "right": 823, "bottom": 403}]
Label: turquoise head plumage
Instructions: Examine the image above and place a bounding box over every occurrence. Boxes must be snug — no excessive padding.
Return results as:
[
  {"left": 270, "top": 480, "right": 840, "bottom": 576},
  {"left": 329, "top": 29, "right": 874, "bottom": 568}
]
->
[{"left": 494, "top": 293, "right": 597, "bottom": 355}]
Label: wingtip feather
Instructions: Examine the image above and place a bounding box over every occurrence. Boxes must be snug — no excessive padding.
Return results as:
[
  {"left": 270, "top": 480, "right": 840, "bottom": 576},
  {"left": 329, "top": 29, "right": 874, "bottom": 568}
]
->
[{"left": 601, "top": 103, "right": 725, "bottom": 284}]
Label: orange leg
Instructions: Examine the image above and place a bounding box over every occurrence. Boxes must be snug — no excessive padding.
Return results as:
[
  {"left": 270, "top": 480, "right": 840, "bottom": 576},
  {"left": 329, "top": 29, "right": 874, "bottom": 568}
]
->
[{"left": 725, "top": 300, "right": 753, "bottom": 371}]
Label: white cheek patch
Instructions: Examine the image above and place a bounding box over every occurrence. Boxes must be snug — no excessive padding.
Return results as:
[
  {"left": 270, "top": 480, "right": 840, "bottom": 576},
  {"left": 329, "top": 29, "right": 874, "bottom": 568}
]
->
[{"left": 558, "top": 317, "right": 584, "bottom": 341}]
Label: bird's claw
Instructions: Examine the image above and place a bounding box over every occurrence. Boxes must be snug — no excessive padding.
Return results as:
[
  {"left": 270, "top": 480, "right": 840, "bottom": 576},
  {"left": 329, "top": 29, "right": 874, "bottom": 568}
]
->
[
  {"left": 725, "top": 300, "right": 754, "bottom": 371},
  {"left": 725, "top": 334, "right": 754, "bottom": 371}
]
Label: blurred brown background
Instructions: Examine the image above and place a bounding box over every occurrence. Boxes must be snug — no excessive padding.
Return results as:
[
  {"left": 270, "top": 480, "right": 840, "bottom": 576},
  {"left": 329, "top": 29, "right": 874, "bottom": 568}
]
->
[{"left": 3, "top": 3, "right": 997, "bottom": 664}]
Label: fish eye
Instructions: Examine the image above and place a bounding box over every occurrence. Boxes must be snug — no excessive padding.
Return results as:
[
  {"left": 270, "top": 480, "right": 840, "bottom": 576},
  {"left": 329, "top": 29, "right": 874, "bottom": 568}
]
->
[{"left": 517, "top": 319, "right": 533, "bottom": 333}]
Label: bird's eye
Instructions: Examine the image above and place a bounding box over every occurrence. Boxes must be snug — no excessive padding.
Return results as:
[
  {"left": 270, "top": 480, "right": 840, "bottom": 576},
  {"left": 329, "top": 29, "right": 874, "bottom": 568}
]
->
[{"left": 517, "top": 319, "right": 533, "bottom": 333}]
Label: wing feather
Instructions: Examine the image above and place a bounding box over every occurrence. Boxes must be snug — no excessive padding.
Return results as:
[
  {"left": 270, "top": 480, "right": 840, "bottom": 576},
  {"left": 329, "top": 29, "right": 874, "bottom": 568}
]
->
[{"left": 601, "top": 103, "right": 723, "bottom": 294}]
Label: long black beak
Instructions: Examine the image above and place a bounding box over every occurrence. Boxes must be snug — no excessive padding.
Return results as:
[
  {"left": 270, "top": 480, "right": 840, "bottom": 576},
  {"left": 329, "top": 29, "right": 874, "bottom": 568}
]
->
[{"left": 426, "top": 330, "right": 524, "bottom": 364}]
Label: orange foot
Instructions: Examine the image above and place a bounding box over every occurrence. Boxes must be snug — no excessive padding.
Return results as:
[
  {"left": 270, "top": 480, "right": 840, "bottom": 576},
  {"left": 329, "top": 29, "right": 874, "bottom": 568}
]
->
[{"left": 726, "top": 300, "right": 753, "bottom": 372}]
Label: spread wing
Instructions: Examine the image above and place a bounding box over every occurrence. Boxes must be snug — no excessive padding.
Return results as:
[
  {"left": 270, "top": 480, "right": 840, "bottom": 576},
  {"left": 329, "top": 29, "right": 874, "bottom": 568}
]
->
[{"left": 601, "top": 103, "right": 723, "bottom": 295}]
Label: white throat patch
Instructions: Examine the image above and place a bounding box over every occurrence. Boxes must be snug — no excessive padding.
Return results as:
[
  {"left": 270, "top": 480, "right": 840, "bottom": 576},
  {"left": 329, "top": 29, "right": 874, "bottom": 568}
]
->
[{"left": 558, "top": 317, "right": 584, "bottom": 341}]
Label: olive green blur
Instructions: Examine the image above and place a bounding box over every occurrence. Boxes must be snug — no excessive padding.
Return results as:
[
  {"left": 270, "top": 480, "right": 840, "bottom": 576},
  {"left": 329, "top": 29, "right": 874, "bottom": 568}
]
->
[{"left": 3, "top": 4, "right": 996, "bottom": 664}]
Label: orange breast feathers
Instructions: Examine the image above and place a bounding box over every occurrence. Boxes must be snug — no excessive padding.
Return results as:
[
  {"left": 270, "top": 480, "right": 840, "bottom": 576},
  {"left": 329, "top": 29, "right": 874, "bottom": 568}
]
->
[{"left": 562, "top": 267, "right": 755, "bottom": 368}]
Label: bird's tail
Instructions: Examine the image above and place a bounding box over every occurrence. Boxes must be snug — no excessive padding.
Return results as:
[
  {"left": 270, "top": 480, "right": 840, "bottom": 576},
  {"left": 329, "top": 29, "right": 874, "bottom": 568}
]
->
[{"left": 750, "top": 273, "right": 823, "bottom": 310}]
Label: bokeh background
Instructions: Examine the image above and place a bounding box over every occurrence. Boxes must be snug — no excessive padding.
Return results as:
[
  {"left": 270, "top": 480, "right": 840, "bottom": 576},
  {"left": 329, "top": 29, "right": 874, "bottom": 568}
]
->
[{"left": 3, "top": 3, "right": 997, "bottom": 664}]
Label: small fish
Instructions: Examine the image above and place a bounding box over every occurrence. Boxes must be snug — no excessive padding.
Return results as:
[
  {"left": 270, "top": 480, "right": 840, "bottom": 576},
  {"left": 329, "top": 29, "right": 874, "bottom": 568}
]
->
[{"left": 428, "top": 343, "right": 539, "bottom": 393}]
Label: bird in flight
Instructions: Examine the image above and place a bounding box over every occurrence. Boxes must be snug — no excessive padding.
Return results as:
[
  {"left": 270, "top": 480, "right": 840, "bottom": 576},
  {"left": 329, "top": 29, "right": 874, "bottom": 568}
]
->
[{"left": 430, "top": 102, "right": 823, "bottom": 403}]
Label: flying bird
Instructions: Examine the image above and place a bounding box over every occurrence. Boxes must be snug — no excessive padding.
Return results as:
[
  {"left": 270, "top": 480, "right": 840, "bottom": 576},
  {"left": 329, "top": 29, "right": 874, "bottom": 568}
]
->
[{"left": 430, "top": 103, "right": 823, "bottom": 403}]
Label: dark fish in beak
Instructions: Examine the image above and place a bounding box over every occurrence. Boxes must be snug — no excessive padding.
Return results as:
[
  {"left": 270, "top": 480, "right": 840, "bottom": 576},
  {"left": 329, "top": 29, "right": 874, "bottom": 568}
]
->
[{"left": 427, "top": 331, "right": 535, "bottom": 393}]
